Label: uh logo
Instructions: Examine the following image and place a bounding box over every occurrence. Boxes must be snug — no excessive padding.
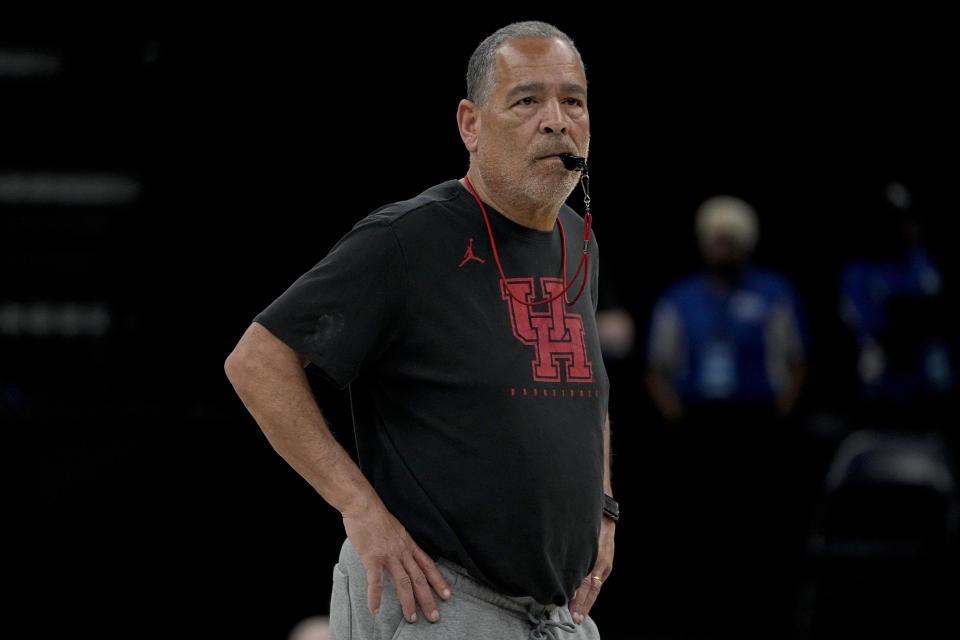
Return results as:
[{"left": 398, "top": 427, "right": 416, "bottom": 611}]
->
[{"left": 501, "top": 277, "right": 594, "bottom": 384}]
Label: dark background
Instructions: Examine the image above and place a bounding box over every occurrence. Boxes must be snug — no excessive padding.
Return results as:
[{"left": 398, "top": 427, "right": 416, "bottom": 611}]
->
[{"left": 3, "top": 10, "right": 958, "bottom": 639}]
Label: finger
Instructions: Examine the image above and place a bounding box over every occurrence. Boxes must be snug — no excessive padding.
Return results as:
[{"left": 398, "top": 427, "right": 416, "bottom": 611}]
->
[
  {"left": 366, "top": 566, "right": 384, "bottom": 615},
  {"left": 413, "top": 547, "right": 451, "bottom": 601},
  {"left": 387, "top": 558, "right": 419, "bottom": 623},
  {"left": 568, "top": 584, "right": 586, "bottom": 623},
  {"left": 403, "top": 552, "right": 440, "bottom": 623},
  {"left": 570, "top": 575, "right": 603, "bottom": 624}
]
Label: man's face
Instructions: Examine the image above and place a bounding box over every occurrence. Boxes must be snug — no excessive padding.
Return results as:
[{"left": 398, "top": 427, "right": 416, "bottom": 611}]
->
[
  {"left": 474, "top": 37, "right": 590, "bottom": 208},
  {"left": 701, "top": 233, "right": 747, "bottom": 268}
]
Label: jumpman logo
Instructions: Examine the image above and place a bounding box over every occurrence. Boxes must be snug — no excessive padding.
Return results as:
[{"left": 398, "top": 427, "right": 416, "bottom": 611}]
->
[{"left": 459, "top": 238, "right": 485, "bottom": 268}]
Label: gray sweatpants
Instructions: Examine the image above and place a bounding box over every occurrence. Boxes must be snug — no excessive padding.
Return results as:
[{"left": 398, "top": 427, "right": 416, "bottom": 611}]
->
[{"left": 329, "top": 538, "right": 601, "bottom": 640}]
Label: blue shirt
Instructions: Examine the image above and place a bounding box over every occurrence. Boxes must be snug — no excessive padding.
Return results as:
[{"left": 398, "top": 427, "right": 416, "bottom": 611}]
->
[
  {"left": 839, "top": 247, "right": 953, "bottom": 400},
  {"left": 647, "top": 266, "right": 808, "bottom": 406}
]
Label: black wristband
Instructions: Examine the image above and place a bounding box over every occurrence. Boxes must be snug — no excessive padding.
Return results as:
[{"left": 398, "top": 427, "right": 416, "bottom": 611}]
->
[{"left": 602, "top": 494, "right": 619, "bottom": 523}]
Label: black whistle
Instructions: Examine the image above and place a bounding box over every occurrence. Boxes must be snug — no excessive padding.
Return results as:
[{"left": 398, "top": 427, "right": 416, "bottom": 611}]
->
[{"left": 558, "top": 152, "right": 587, "bottom": 172}]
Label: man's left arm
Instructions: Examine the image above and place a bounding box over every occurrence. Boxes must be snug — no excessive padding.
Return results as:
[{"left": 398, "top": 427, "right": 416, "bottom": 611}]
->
[{"left": 569, "top": 413, "right": 615, "bottom": 625}]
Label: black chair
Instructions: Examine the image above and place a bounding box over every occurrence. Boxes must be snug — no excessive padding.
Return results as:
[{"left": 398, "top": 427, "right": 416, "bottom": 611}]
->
[{"left": 793, "top": 428, "right": 960, "bottom": 639}]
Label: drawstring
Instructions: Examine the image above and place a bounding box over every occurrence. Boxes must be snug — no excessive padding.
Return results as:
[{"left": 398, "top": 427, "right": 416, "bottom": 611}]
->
[
  {"left": 463, "top": 175, "right": 591, "bottom": 307},
  {"left": 526, "top": 611, "right": 576, "bottom": 640}
]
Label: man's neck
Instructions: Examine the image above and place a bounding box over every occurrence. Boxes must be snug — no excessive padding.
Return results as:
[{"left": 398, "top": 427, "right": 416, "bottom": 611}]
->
[
  {"left": 460, "top": 170, "right": 560, "bottom": 232},
  {"left": 706, "top": 262, "right": 746, "bottom": 292}
]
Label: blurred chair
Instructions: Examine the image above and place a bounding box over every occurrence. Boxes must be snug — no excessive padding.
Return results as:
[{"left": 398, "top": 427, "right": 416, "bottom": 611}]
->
[{"left": 793, "top": 428, "right": 960, "bottom": 638}]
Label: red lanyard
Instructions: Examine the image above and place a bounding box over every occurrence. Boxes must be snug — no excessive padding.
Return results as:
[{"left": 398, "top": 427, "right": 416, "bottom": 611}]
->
[{"left": 463, "top": 176, "right": 591, "bottom": 307}]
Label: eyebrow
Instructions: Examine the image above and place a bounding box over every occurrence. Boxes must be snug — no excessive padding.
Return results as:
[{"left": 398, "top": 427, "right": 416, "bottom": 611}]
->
[{"left": 505, "top": 82, "right": 587, "bottom": 100}]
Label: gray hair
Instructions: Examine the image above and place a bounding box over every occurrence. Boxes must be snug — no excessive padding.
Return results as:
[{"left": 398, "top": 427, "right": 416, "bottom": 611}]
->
[{"left": 466, "top": 21, "right": 585, "bottom": 106}]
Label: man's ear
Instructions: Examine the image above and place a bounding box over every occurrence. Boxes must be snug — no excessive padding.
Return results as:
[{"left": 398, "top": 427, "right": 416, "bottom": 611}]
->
[{"left": 457, "top": 99, "right": 480, "bottom": 153}]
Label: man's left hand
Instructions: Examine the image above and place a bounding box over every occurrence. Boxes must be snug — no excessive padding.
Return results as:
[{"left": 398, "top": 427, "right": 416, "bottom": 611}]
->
[{"left": 569, "top": 515, "right": 615, "bottom": 625}]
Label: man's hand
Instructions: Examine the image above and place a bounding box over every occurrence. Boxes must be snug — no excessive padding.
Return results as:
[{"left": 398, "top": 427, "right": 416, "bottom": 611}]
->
[
  {"left": 568, "top": 516, "right": 615, "bottom": 625},
  {"left": 343, "top": 504, "right": 451, "bottom": 624}
]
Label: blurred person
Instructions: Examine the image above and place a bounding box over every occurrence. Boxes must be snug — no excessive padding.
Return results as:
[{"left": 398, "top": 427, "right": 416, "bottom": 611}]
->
[
  {"left": 642, "top": 195, "right": 809, "bottom": 637},
  {"left": 645, "top": 195, "right": 808, "bottom": 425},
  {"left": 289, "top": 616, "right": 330, "bottom": 640},
  {"left": 596, "top": 307, "right": 636, "bottom": 361},
  {"left": 225, "top": 21, "right": 616, "bottom": 640},
  {"left": 839, "top": 180, "right": 955, "bottom": 427}
]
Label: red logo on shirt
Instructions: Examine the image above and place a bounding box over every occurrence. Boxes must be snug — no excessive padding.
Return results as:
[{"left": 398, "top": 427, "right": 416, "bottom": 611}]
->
[
  {"left": 459, "top": 238, "right": 485, "bottom": 267},
  {"left": 501, "top": 277, "right": 594, "bottom": 383}
]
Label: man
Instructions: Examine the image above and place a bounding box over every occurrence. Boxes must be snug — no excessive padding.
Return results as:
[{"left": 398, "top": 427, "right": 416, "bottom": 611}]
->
[
  {"left": 645, "top": 194, "right": 807, "bottom": 424},
  {"left": 839, "top": 180, "right": 954, "bottom": 423},
  {"left": 224, "top": 21, "right": 615, "bottom": 640},
  {"left": 643, "top": 194, "right": 807, "bottom": 636}
]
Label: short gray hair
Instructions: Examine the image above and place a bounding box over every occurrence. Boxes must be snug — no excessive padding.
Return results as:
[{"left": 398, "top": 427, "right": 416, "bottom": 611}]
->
[{"left": 466, "top": 21, "right": 585, "bottom": 106}]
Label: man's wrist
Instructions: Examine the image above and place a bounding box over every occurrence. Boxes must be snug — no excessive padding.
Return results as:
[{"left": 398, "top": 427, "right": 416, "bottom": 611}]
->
[{"left": 338, "top": 485, "right": 382, "bottom": 520}]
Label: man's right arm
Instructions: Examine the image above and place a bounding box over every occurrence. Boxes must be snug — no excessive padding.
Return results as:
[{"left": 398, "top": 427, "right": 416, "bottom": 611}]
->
[{"left": 223, "top": 321, "right": 449, "bottom": 623}]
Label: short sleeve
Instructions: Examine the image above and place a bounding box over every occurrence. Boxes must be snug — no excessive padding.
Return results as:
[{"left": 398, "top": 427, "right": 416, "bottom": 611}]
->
[{"left": 254, "top": 217, "right": 406, "bottom": 388}]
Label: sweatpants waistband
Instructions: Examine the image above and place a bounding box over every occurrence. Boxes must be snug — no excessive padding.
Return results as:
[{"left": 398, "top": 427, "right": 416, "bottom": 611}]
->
[{"left": 434, "top": 556, "right": 558, "bottom": 619}]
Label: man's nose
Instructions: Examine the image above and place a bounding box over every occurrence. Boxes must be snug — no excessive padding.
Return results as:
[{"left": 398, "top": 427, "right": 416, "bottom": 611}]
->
[{"left": 540, "top": 100, "right": 567, "bottom": 135}]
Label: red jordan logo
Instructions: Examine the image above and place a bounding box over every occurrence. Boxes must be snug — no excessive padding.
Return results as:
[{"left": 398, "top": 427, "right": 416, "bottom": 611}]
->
[{"left": 459, "top": 238, "right": 485, "bottom": 267}]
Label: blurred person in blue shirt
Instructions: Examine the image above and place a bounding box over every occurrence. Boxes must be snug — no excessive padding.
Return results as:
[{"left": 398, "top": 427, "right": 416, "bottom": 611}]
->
[
  {"left": 839, "top": 180, "right": 954, "bottom": 422},
  {"left": 645, "top": 195, "right": 809, "bottom": 426},
  {"left": 642, "top": 195, "right": 811, "bottom": 637}
]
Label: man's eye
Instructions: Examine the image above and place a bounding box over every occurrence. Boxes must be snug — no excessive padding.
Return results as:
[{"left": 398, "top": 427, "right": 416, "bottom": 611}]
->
[
  {"left": 516, "top": 97, "right": 535, "bottom": 106},
  {"left": 564, "top": 98, "right": 584, "bottom": 107}
]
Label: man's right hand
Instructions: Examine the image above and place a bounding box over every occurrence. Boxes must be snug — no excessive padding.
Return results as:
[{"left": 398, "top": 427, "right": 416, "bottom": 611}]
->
[{"left": 342, "top": 504, "right": 451, "bottom": 624}]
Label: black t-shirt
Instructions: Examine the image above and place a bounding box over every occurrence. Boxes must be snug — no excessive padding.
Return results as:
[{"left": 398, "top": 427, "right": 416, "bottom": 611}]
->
[{"left": 255, "top": 180, "right": 609, "bottom": 606}]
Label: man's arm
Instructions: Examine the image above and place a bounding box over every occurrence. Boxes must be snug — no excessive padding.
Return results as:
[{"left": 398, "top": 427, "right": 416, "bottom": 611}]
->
[
  {"left": 224, "top": 321, "right": 449, "bottom": 624},
  {"left": 568, "top": 413, "right": 615, "bottom": 625},
  {"left": 645, "top": 301, "right": 685, "bottom": 423}
]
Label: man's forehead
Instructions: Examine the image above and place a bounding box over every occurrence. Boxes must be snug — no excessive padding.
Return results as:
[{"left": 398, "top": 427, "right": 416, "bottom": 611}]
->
[{"left": 492, "top": 37, "right": 585, "bottom": 84}]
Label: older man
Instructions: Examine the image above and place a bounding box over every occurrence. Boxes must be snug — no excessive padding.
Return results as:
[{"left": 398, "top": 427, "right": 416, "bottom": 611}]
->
[{"left": 225, "top": 21, "right": 615, "bottom": 639}]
